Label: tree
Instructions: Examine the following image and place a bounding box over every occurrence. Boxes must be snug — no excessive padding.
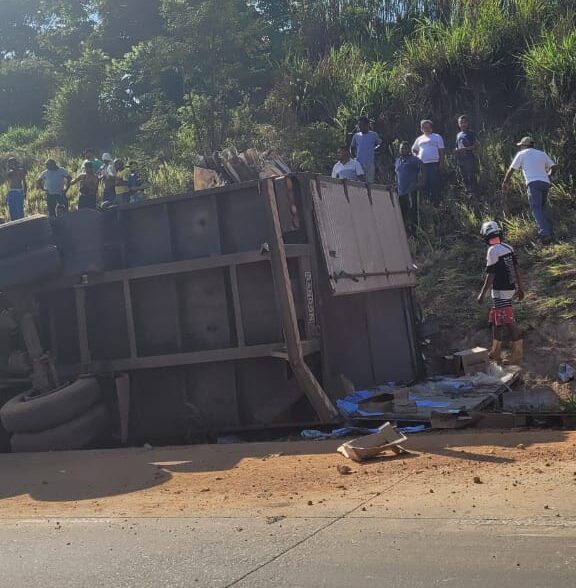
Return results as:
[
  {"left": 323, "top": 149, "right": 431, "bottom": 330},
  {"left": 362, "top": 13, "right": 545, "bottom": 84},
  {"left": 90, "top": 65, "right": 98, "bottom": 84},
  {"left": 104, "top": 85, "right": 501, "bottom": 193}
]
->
[
  {"left": 0, "top": 0, "right": 41, "bottom": 58},
  {"left": 45, "top": 50, "right": 111, "bottom": 151},
  {"left": 94, "top": 0, "right": 165, "bottom": 58},
  {"left": 160, "top": 0, "right": 272, "bottom": 151},
  {"left": 0, "top": 59, "right": 57, "bottom": 129}
]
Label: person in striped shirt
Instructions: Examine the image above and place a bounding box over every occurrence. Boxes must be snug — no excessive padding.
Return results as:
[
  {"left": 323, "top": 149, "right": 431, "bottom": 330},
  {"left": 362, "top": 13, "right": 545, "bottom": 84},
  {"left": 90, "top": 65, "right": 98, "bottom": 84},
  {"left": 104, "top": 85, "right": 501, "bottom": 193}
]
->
[{"left": 477, "top": 221, "right": 525, "bottom": 364}]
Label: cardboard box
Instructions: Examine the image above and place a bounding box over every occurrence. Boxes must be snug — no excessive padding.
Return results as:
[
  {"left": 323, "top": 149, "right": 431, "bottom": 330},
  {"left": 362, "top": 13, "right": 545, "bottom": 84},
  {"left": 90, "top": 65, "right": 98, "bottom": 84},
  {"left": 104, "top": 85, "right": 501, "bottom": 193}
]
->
[
  {"left": 454, "top": 347, "right": 489, "bottom": 375},
  {"left": 337, "top": 423, "right": 408, "bottom": 462}
]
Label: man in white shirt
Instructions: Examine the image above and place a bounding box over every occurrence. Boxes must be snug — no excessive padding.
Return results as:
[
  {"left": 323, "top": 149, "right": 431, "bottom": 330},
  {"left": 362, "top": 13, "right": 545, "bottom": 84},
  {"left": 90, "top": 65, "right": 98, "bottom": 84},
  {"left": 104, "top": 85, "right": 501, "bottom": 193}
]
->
[
  {"left": 502, "top": 136, "right": 557, "bottom": 243},
  {"left": 332, "top": 147, "right": 365, "bottom": 182},
  {"left": 412, "top": 120, "right": 445, "bottom": 206},
  {"left": 101, "top": 152, "right": 117, "bottom": 204}
]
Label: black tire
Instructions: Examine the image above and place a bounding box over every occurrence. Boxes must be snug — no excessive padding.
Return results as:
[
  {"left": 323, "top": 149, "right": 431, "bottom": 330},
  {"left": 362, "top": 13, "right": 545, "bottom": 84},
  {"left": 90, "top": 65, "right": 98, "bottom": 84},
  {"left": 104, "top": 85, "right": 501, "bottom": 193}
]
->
[
  {"left": 0, "top": 215, "right": 54, "bottom": 260},
  {"left": 0, "top": 245, "right": 61, "bottom": 290},
  {"left": 10, "top": 403, "right": 111, "bottom": 453},
  {"left": 0, "top": 377, "right": 101, "bottom": 434}
]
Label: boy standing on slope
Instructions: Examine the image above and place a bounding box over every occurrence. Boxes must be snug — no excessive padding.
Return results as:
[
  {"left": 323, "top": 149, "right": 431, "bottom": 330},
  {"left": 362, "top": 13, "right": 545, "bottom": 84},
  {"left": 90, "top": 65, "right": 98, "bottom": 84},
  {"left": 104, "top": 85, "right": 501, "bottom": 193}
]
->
[{"left": 477, "top": 221, "right": 525, "bottom": 364}]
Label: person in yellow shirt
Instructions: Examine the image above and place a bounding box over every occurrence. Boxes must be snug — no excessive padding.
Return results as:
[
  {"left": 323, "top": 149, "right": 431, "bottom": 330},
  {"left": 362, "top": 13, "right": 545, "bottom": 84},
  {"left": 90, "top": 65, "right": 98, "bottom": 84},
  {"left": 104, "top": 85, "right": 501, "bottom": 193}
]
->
[{"left": 114, "top": 159, "right": 130, "bottom": 205}]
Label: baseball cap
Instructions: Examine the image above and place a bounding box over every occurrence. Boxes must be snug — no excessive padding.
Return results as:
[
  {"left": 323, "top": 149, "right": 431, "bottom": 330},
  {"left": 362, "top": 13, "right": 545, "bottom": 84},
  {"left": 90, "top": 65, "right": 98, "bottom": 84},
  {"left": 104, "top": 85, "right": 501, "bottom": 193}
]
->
[{"left": 517, "top": 136, "right": 534, "bottom": 147}]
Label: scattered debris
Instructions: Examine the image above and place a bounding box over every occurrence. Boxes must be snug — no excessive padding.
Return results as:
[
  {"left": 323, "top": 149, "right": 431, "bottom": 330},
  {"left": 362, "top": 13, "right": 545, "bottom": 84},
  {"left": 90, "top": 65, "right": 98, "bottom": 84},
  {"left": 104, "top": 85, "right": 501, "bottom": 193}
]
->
[
  {"left": 558, "top": 363, "right": 575, "bottom": 383},
  {"left": 517, "top": 443, "right": 526, "bottom": 450},
  {"left": 473, "top": 476, "right": 483, "bottom": 484},
  {"left": 454, "top": 347, "right": 489, "bottom": 375},
  {"left": 430, "top": 410, "right": 478, "bottom": 430},
  {"left": 266, "top": 516, "right": 286, "bottom": 525},
  {"left": 195, "top": 148, "right": 291, "bottom": 189},
  {"left": 337, "top": 465, "right": 353, "bottom": 475},
  {"left": 337, "top": 423, "right": 409, "bottom": 463}
]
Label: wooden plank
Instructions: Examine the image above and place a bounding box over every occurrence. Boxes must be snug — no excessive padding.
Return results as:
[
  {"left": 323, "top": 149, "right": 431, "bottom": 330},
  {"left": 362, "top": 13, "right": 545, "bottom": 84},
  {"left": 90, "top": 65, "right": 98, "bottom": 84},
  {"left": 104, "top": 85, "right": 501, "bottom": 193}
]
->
[
  {"left": 229, "top": 265, "right": 246, "bottom": 347},
  {"left": 122, "top": 279, "right": 138, "bottom": 359},
  {"left": 262, "top": 178, "right": 338, "bottom": 423}
]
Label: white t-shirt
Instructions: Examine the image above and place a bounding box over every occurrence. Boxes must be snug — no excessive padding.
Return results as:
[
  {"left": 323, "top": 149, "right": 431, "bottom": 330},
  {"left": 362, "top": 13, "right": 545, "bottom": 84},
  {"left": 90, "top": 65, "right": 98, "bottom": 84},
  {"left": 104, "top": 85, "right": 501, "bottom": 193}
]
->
[
  {"left": 332, "top": 159, "right": 364, "bottom": 181},
  {"left": 412, "top": 133, "right": 445, "bottom": 164},
  {"left": 510, "top": 148, "right": 555, "bottom": 185}
]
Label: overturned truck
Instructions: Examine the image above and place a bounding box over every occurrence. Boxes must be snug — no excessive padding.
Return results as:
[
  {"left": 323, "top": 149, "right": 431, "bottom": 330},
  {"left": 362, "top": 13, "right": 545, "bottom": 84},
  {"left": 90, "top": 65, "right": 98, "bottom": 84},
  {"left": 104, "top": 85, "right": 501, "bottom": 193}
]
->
[{"left": 0, "top": 175, "right": 421, "bottom": 452}]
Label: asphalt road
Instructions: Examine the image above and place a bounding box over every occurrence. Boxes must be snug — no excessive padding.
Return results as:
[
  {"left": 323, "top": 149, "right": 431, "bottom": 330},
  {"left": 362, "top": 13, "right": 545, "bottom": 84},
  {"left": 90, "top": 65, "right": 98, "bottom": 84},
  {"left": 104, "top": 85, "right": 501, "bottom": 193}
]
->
[
  {"left": 1, "top": 432, "right": 575, "bottom": 587},
  {"left": 2, "top": 511, "right": 575, "bottom": 587}
]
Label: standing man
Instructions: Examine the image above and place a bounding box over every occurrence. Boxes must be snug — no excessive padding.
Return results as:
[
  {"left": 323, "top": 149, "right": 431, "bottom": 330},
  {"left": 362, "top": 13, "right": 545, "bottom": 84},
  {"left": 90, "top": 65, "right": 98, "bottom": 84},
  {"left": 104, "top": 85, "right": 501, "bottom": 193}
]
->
[
  {"left": 477, "top": 221, "right": 525, "bottom": 364},
  {"left": 101, "top": 153, "right": 116, "bottom": 204},
  {"left": 83, "top": 149, "right": 103, "bottom": 175},
  {"left": 70, "top": 161, "right": 99, "bottom": 210},
  {"left": 455, "top": 115, "right": 479, "bottom": 196},
  {"left": 36, "top": 159, "right": 72, "bottom": 217},
  {"left": 395, "top": 141, "right": 422, "bottom": 235},
  {"left": 5, "top": 158, "right": 27, "bottom": 221},
  {"left": 502, "top": 137, "right": 556, "bottom": 244},
  {"left": 412, "top": 120, "right": 445, "bottom": 206},
  {"left": 350, "top": 116, "right": 382, "bottom": 184},
  {"left": 332, "top": 147, "right": 365, "bottom": 182}
]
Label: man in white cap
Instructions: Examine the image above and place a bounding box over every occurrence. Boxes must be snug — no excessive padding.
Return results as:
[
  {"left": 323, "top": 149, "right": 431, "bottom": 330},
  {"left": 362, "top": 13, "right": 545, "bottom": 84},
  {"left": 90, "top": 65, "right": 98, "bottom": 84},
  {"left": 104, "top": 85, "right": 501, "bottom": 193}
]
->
[
  {"left": 502, "top": 137, "right": 557, "bottom": 244},
  {"left": 101, "top": 152, "right": 116, "bottom": 204}
]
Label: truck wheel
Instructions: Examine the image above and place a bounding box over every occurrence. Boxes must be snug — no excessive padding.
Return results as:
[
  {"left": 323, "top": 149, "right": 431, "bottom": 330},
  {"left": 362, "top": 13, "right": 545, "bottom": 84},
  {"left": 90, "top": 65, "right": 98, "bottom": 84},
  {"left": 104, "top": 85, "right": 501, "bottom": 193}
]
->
[
  {"left": 0, "top": 245, "right": 61, "bottom": 290},
  {"left": 10, "top": 403, "right": 111, "bottom": 453},
  {"left": 0, "top": 377, "right": 101, "bottom": 434},
  {"left": 0, "top": 215, "right": 54, "bottom": 260}
]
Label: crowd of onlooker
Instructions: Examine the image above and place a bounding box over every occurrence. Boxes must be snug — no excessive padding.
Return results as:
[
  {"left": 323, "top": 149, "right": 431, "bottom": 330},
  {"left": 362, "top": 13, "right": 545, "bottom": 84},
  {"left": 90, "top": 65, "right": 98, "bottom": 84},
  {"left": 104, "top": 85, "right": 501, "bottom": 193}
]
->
[
  {"left": 333, "top": 115, "right": 557, "bottom": 244},
  {"left": 4, "top": 149, "right": 145, "bottom": 221}
]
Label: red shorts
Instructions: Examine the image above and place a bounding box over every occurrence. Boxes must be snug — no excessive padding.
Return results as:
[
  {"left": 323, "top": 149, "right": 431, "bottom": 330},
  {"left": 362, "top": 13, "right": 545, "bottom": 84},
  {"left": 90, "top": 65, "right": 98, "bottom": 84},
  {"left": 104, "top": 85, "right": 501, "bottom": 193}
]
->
[{"left": 489, "top": 306, "right": 515, "bottom": 326}]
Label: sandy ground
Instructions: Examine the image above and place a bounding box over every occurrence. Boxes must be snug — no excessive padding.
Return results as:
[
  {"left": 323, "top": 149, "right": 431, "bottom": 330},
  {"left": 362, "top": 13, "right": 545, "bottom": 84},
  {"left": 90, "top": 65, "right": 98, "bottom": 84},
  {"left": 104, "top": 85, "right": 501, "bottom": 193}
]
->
[{"left": 0, "top": 429, "right": 575, "bottom": 520}]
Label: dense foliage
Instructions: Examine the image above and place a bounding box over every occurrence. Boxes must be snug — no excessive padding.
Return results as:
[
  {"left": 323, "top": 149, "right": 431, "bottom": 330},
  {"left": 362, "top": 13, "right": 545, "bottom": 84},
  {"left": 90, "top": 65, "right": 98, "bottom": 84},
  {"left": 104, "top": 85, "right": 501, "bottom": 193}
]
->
[
  {"left": 0, "top": 0, "right": 572, "bottom": 171},
  {"left": 0, "top": 0, "right": 575, "bottom": 332}
]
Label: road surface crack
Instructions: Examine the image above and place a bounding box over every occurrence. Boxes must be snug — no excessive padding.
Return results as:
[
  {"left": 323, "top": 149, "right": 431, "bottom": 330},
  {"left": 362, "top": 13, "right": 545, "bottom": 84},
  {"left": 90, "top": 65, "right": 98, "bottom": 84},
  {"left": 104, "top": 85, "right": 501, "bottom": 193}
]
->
[{"left": 223, "top": 473, "right": 413, "bottom": 587}]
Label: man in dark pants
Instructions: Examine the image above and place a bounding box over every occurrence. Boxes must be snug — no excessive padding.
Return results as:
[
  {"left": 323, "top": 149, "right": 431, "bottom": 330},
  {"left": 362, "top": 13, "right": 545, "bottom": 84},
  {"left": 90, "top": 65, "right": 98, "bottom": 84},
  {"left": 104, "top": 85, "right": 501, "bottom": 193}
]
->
[
  {"left": 454, "top": 115, "right": 479, "bottom": 196},
  {"left": 395, "top": 141, "right": 421, "bottom": 235},
  {"left": 412, "top": 120, "right": 445, "bottom": 206},
  {"left": 502, "top": 136, "right": 556, "bottom": 244},
  {"left": 36, "top": 159, "right": 72, "bottom": 217}
]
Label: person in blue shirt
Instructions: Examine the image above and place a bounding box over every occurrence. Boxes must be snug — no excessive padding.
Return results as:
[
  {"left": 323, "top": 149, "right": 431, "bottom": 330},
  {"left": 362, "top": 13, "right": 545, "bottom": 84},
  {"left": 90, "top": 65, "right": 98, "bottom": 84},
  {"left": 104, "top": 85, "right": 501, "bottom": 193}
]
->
[
  {"left": 127, "top": 161, "right": 146, "bottom": 202},
  {"left": 395, "top": 141, "right": 422, "bottom": 235},
  {"left": 350, "top": 116, "right": 382, "bottom": 184},
  {"left": 454, "top": 115, "right": 479, "bottom": 196}
]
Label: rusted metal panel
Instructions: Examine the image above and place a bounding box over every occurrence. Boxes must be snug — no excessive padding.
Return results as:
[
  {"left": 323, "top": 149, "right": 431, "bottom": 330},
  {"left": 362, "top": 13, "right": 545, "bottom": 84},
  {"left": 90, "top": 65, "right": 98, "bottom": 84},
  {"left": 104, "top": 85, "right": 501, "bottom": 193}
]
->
[
  {"left": 85, "top": 282, "right": 130, "bottom": 361},
  {"left": 311, "top": 177, "right": 416, "bottom": 295},
  {"left": 320, "top": 286, "right": 421, "bottom": 390},
  {"left": 168, "top": 194, "right": 221, "bottom": 260},
  {"left": 177, "top": 269, "right": 232, "bottom": 352},
  {"left": 131, "top": 275, "right": 180, "bottom": 357}
]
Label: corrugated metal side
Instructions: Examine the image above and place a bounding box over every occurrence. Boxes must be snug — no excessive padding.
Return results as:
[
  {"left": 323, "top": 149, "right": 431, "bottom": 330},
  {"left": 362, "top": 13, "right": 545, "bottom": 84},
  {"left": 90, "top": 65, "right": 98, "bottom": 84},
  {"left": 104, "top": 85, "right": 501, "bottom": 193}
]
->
[{"left": 311, "top": 176, "right": 416, "bottom": 295}]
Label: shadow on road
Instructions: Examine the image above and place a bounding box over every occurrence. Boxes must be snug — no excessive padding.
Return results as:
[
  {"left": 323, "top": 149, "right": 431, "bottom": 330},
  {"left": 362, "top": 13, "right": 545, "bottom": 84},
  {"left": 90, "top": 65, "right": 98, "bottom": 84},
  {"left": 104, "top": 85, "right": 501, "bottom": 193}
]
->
[{"left": 0, "top": 429, "right": 568, "bottom": 504}]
